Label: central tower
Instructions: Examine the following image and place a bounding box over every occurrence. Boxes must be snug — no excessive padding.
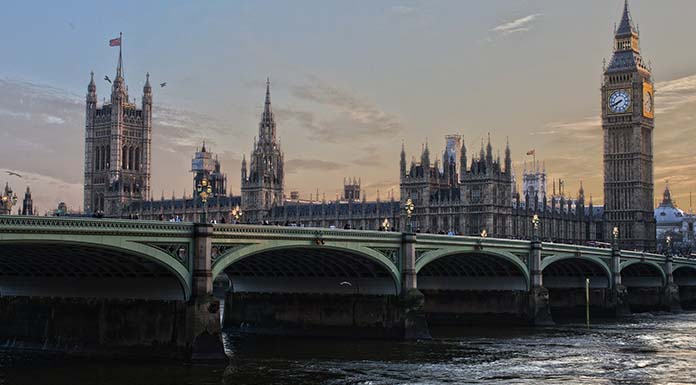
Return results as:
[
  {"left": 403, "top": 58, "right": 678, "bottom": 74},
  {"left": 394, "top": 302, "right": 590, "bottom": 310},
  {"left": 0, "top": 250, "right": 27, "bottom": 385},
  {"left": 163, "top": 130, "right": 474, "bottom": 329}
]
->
[
  {"left": 602, "top": 1, "right": 655, "bottom": 251},
  {"left": 83, "top": 43, "right": 152, "bottom": 216},
  {"left": 241, "top": 79, "right": 285, "bottom": 223}
]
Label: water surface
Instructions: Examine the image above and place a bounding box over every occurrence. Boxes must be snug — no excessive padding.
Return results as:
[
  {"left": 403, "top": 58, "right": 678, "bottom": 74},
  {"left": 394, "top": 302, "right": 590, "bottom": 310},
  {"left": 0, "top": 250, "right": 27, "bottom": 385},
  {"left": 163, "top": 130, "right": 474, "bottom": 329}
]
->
[{"left": 1, "top": 312, "right": 695, "bottom": 384}]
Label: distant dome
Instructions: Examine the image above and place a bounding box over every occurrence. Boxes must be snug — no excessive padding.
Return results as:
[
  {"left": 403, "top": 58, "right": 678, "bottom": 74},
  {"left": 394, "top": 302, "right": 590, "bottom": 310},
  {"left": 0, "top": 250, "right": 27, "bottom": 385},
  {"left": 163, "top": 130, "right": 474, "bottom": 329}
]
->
[{"left": 654, "top": 183, "right": 684, "bottom": 226}]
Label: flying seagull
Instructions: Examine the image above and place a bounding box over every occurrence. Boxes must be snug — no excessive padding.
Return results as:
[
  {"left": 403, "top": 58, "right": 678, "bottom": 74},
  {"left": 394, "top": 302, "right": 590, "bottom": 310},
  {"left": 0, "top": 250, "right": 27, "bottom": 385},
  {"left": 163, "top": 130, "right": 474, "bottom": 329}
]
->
[
  {"left": 5, "top": 171, "right": 22, "bottom": 178},
  {"left": 160, "top": 82, "right": 167, "bottom": 88},
  {"left": 104, "top": 75, "right": 111, "bottom": 84}
]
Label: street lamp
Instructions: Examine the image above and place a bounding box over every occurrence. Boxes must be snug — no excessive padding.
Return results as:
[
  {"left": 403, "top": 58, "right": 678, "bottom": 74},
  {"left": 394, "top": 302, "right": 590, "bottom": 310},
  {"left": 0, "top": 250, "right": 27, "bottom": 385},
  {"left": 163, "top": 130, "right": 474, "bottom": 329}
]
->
[
  {"left": 196, "top": 177, "right": 212, "bottom": 223},
  {"left": 382, "top": 218, "right": 390, "bottom": 231},
  {"left": 404, "top": 198, "right": 415, "bottom": 233},
  {"left": 532, "top": 214, "right": 540, "bottom": 241},
  {"left": 480, "top": 229, "right": 488, "bottom": 238},
  {"left": 1, "top": 183, "right": 18, "bottom": 215},
  {"left": 612, "top": 226, "right": 619, "bottom": 250},
  {"left": 666, "top": 235, "right": 673, "bottom": 257},
  {"left": 231, "top": 205, "right": 243, "bottom": 224}
]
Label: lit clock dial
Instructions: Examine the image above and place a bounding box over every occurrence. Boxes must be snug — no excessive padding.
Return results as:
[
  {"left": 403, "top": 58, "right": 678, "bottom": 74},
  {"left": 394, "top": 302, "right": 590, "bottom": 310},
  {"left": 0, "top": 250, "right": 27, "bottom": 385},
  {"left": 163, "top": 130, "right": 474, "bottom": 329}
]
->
[
  {"left": 643, "top": 91, "right": 653, "bottom": 114},
  {"left": 609, "top": 90, "right": 631, "bottom": 113}
]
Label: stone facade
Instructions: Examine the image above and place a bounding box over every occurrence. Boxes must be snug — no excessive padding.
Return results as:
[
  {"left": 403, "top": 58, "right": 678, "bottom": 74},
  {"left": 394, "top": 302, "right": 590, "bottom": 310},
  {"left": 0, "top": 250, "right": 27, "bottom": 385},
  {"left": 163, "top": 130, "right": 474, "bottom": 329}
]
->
[
  {"left": 83, "top": 45, "right": 152, "bottom": 217},
  {"left": 602, "top": 1, "right": 656, "bottom": 251}
]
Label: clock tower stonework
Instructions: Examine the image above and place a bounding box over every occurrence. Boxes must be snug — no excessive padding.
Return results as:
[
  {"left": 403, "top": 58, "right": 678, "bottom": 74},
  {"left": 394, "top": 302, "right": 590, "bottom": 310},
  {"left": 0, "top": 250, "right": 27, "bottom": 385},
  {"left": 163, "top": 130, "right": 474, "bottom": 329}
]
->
[{"left": 602, "top": 1, "right": 656, "bottom": 251}]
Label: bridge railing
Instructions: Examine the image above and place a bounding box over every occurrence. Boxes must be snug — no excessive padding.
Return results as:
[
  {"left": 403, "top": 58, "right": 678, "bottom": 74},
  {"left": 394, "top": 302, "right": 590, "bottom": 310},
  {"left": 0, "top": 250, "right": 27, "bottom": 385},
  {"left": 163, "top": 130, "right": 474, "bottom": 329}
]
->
[{"left": 0, "top": 215, "right": 194, "bottom": 236}]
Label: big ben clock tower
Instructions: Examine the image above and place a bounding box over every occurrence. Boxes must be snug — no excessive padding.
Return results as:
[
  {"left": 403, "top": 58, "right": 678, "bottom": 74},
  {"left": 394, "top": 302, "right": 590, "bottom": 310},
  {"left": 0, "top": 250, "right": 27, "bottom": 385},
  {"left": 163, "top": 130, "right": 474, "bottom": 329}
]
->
[{"left": 602, "top": 1, "right": 656, "bottom": 251}]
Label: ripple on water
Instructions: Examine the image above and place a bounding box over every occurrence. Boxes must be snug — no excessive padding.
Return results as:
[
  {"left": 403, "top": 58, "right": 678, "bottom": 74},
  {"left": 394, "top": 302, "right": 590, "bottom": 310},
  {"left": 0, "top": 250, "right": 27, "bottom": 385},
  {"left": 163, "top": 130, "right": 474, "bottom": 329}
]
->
[{"left": 2, "top": 312, "right": 696, "bottom": 384}]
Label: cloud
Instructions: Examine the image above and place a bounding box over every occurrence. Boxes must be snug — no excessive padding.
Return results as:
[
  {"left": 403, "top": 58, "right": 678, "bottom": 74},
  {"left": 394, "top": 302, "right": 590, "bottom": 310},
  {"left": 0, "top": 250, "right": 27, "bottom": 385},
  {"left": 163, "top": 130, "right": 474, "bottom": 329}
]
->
[
  {"left": 491, "top": 14, "right": 542, "bottom": 36},
  {"left": 0, "top": 77, "right": 240, "bottom": 210},
  {"left": 287, "top": 77, "right": 401, "bottom": 143},
  {"left": 285, "top": 158, "right": 347, "bottom": 174},
  {"left": 533, "top": 73, "right": 696, "bottom": 205},
  {"left": 3, "top": 169, "right": 82, "bottom": 214}
]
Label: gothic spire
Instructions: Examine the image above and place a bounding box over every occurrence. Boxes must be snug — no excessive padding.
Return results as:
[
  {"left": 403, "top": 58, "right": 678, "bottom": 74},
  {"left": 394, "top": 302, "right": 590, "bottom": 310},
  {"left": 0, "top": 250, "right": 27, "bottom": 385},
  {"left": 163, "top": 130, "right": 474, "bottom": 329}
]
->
[
  {"left": 144, "top": 72, "right": 151, "bottom": 92},
  {"left": 263, "top": 77, "right": 273, "bottom": 119},
  {"left": 616, "top": 0, "right": 637, "bottom": 37},
  {"left": 258, "top": 77, "right": 277, "bottom": 144}
]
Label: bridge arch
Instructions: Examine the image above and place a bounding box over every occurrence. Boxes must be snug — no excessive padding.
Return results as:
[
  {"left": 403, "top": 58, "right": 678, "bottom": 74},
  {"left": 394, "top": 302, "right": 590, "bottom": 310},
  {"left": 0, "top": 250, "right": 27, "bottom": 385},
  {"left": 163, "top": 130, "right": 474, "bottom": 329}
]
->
[
  {"left": 620, "top": 260, "right": 666, "bottom": 287},
  {"left": 212, "top": 243, "right": 400, "bottom": 295},
  {"left": 0, "top": 239, "right": 191, "bottom": 300},
  {"left": 541, "top": 255, "right": 611, "bottom": 289},
  {"left": 674, "top": 265, "right": 696, "bottom": 287},
  {"left": 416, "top": 249, "right": 530, "bottom": 291}
]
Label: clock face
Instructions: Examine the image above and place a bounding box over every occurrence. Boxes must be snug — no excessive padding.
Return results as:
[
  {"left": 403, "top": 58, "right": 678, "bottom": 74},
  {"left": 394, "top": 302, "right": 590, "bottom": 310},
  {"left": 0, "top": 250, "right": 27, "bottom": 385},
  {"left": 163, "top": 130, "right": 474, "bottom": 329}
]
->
[
  {"left": 609, "top": 90, "right": 631, "bottom": 113},
  {"left": 643, "top": 91, "right": 653, "bottom": 114}
]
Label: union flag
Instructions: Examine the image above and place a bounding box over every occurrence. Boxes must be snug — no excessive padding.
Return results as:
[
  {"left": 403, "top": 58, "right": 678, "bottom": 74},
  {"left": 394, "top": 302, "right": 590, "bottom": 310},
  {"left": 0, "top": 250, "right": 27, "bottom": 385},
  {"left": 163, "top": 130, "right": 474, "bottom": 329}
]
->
[
  {"left": 109, "top": 37, "right": 121, "bottom": 47},
  {"left": 526, "top": 149, "right": 535, "bottom": 156}
]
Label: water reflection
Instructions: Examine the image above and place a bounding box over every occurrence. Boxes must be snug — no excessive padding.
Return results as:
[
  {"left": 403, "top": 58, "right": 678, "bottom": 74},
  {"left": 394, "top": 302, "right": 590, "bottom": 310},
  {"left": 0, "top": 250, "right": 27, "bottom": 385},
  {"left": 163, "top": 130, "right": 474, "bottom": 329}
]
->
[{"left": 2, "top": 312, "right": 696, "bottom": 385}]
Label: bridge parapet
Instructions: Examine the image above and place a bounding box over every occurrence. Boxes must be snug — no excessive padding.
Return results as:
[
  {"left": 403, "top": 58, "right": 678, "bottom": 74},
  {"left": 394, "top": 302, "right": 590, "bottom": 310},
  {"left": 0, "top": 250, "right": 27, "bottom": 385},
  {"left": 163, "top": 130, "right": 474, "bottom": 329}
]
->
[{"left": 0, "top": 215, "right": 194, "bottom": 237}]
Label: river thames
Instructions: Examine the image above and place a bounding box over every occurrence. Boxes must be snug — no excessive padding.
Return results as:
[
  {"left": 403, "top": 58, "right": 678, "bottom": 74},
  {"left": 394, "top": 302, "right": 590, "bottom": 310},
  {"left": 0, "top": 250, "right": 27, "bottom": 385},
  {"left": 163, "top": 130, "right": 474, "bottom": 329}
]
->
[{"left": 1, "top": 312, "right": 695, "bottom": 385}]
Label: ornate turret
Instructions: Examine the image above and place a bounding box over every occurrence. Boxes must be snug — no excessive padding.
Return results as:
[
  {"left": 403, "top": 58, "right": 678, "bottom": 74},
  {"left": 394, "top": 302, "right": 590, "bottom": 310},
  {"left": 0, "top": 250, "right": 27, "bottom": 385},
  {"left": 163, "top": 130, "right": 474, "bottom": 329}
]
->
[
  {"left": 421, "top": 141, "right": 430, "bottom": 167},
  {"left": 460, "top": 140, "right": 467, "bottom": 175},
  {"left": 485, "top": 133, "right": 493, "bottom": 164},
  {"left": 400, "top": 142, "right": 407, "bottom": 176},
  {"left": 21, "top": 186, "right": 33, "bottom": 216},
  {"left": 504, "top": 137, "right": 512, "bottom": 174}
]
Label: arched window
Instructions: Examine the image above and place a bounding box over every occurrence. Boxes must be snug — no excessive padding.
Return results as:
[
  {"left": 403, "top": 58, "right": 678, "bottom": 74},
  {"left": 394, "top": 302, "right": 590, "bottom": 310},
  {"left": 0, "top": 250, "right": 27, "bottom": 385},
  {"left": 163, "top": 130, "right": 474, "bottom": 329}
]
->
[
  {"left": 105, "top": 145, "right": 110, "bottom": 169},
  {"left": 134, "top": 147, "right": 140, "bottom": 171},
  {"left": 128, "top": 146, "right": 134, "bottom": 170},
  {"left": 122, "top": 146, "right": 128, "bottom": 169},
  {"left": 95, "top": 146, "right": 101, "bottom": 171}
]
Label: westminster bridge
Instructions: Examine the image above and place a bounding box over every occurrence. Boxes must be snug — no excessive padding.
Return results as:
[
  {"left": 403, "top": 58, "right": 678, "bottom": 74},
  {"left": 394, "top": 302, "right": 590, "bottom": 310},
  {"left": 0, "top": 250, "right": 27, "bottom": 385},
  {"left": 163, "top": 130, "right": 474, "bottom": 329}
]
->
[{"left": 1, "top": 215, "right": 696, "bottom": 360}]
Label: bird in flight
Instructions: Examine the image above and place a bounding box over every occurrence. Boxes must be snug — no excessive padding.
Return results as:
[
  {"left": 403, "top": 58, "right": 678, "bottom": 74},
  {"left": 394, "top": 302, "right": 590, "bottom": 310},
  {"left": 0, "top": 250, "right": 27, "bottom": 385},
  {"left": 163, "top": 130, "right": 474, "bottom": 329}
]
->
[
  {"left": 104, "top": 75, "right": 112, "bottom": 84},
  {"left": 5, "top": 171, "right": 22, "bottom": 178},
  {"left": 160, "top": 82, "right": 167, "bottom": 88}
]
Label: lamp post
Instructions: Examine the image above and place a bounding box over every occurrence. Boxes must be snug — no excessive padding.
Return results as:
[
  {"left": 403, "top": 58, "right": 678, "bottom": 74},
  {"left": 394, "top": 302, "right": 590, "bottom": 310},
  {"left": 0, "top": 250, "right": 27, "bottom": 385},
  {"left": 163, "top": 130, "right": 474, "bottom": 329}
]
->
[
  {"left": 1, "top": 183, "right": 18, "bottom": 215},
  {"left": 196, "top": 177, "right": 212, "bottom": 223},
  {"left": 231, "top": 205, "right": 243, "bottom": 224},
  {"left": 480, "top": 229, "right": 488, "bottom": 238},
  {"left": 404, "top": 198, "right": 415, "bottom": 233},
  {"left": 382, "top": 218, "right": 390, "bottom": 232},
  {"left": 532, "top": 214, "right": 540, "bottom": 241},
  {"left": 612, "top": 226, "right": 620, "bottom": 251}
]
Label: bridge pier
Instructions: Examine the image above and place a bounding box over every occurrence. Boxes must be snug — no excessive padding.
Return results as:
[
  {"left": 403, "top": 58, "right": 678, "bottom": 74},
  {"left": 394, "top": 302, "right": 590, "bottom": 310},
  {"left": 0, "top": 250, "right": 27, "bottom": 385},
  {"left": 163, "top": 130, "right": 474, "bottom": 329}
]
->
[
  {"left": 528, "top": 236, "right": 553, "bottom": 326},
  {"left": 400, "top": 233, "right": 431, "bottom": 340},
  {"left": 663, "top": 255, "right": 682, "bottom": 313},
  {"left": 610, "top": 247, "right": 631, "bottom": 316},
  {"left": 188, "top": 223, "right": 227, "bottom": 362}
]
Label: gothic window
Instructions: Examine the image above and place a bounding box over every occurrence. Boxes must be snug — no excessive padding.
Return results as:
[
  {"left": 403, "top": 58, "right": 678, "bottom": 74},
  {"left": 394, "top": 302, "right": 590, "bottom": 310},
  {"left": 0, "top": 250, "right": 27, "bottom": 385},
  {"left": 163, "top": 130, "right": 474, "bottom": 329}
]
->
[
  {"left": 135, "top": 147, "right": 140, "bottom": 171},
  {"left": 106, "top": 145, "right": 110, "bottom": 169},
  {"left": 128, "top": 147, "right": 134, "bottom": 170},
  {"left": 95, "top": 146, "right": 100, "bottom": 171},
  {"left": 122, "top": 146, "right": 128, "bottom": 169}
]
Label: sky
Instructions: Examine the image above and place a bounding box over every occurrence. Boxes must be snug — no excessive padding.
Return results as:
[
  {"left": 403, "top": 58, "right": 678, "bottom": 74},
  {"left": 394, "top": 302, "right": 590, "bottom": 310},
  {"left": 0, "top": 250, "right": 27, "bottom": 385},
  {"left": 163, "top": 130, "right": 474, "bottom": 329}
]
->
[{"left": 1, "top": 0, "right": 695, "bottom": 214}]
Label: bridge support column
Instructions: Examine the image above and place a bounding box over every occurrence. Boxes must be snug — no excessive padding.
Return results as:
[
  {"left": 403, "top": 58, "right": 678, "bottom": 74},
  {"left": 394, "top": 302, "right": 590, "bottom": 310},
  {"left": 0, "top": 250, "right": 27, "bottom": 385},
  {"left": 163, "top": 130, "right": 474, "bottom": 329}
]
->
[
  {"left": 188, "top": 223, "right": 227, "bottom": 362},
  {"left": 528, "top": 237, "right": 553, "bottom": 326},
  {"left": 610, "top": 247, "right": 630, "bottom": 316},
  {"left": 400, "top": 233, "right": 430, "bottom": 340},
  {"left": 663, "top": 254, "right": 682, "bottom": 313}
]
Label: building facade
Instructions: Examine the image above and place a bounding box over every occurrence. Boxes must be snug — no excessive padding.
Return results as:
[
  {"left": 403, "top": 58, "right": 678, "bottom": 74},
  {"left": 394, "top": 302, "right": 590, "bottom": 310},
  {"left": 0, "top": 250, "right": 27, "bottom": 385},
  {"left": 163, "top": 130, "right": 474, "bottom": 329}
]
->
[
  {"left": 655, "top": 183, "right": 695, "bottom": 256},
  {"left": 192, "top": 142, "right": 227, "bottom": 197},
  {"left": 83, "top": 45, "right": 152, "bottom": 216},
  {"left": 602, "top": 1, "right": 656, "bottom": 251}
]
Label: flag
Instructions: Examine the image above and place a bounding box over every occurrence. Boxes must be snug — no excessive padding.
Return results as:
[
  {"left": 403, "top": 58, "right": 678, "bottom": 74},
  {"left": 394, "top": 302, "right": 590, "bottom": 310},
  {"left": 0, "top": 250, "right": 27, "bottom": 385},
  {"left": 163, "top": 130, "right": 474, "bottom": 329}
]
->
[
  {"left": 526, "top": 149, "right": 535, "bottom": 156},
  {"left": 109, "top": 37, "right": 121, "bottom": 47}
]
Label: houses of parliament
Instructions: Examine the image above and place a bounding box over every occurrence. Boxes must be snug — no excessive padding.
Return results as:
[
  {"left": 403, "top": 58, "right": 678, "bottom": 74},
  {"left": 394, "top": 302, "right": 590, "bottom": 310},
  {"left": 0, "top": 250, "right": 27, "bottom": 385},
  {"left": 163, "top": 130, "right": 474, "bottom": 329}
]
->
[{"left": 77, "top": 2, "right": 657, "bottom": 251}]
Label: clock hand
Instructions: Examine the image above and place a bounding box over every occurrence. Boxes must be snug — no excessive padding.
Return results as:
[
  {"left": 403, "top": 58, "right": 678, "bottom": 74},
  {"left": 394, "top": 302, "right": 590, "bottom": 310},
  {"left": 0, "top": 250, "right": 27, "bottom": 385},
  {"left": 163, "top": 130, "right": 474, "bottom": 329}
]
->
[{"left": 611, "top": 99, "right": 623, "bottom": 107}]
